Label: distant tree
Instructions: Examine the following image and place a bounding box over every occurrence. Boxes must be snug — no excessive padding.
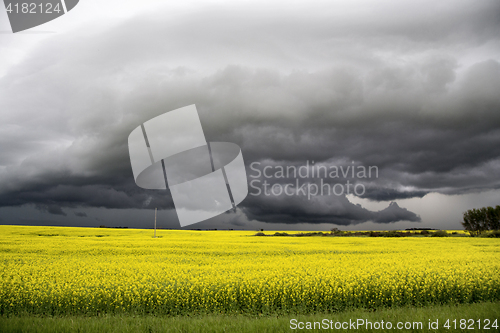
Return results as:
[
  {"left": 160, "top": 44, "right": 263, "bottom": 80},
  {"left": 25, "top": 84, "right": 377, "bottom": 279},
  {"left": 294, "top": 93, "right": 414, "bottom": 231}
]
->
[
  {"left": 486, "top": 206, "right": 500, "bottom": 231},
  {"left": 462, "top": 206, "right": 500, "bottom": 236},
  {"left": 462, "top": 208, "right": 483, "bottom": 236}
]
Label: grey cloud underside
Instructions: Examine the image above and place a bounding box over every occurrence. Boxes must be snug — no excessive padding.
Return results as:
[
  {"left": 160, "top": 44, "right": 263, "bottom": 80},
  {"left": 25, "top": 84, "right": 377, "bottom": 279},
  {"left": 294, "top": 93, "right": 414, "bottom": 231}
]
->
[
  {"left": 74, "top": 211, "right": 87, "bottom": 217},
  {"left": 0, "top": 0, "right": 499, "bottom": 225},
  {"left": 241, "top": 195, "right": 419, "bottom": 225},
  {"left": 35, "top": 203, "right": 67, "bottom": 216}
]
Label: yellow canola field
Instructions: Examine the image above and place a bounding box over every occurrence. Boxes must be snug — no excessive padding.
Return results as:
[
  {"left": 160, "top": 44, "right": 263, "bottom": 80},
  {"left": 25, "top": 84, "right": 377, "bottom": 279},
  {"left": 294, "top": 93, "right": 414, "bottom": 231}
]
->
[{"left": 0, "top": 225, "right": 499, "bottom": 315}]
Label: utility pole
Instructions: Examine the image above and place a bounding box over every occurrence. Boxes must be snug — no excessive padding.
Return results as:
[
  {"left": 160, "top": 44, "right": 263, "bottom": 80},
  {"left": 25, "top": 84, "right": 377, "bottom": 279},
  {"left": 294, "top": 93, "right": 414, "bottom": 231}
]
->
[{"left": 154, "top": 208, "right": 157, "bottom": 238}]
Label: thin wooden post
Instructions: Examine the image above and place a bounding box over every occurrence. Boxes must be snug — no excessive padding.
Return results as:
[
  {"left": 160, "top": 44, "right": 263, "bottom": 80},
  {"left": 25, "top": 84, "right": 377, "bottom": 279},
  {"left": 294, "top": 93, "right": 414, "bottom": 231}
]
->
[{"left": 154, "top": 208, "right": 157, "bottom": 238}]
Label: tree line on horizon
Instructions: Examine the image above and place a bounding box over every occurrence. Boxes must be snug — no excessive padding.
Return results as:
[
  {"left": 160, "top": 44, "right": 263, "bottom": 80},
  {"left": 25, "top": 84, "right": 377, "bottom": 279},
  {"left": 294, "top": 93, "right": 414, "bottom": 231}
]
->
[{"left": 462, "top": 205, "right": 500, "bottom": 236}]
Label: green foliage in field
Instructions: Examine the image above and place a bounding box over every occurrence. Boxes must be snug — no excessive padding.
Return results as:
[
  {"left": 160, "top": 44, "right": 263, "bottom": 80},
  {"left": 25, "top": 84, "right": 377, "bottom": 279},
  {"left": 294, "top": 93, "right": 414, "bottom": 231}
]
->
[{"left": 1, "top": 302, "right": 499, "bottom": 333}]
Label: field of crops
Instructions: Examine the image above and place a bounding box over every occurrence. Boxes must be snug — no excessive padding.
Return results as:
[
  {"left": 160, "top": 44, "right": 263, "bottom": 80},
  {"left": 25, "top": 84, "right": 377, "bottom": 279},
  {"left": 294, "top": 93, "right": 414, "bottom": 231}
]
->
[{"left": 0, "top": 225, "right": 499, "bottom": 316}]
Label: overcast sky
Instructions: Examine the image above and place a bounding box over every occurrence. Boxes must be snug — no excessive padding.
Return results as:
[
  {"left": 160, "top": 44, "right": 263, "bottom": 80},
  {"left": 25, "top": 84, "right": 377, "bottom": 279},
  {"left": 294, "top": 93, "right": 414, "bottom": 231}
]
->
[{"left": 1, "top": 0, "right": 499, "bottom": 230}]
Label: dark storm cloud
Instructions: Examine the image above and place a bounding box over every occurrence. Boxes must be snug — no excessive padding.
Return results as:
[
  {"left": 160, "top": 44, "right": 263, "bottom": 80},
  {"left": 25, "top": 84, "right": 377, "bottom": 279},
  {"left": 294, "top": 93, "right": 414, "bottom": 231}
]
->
[
  {"left": 74, "top": 211, "right": 87, "bottom": 217},
  {"left": 0, "top": 0, "right": 499, "bottom": 226},
  {"left": 373, "top": 202, "right": 420, "bottom": 223},
  {"left": 35, "top": 204, "right": 66, "bottom": 216},
  {"left": 241, "top": 194, "right": 420, "bottom": 225}
]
